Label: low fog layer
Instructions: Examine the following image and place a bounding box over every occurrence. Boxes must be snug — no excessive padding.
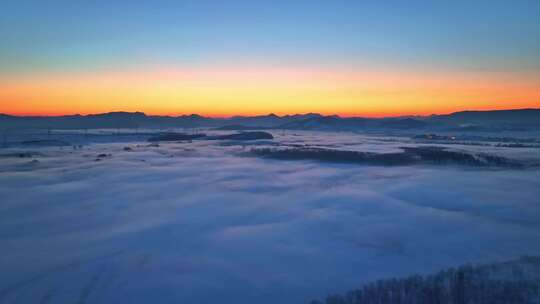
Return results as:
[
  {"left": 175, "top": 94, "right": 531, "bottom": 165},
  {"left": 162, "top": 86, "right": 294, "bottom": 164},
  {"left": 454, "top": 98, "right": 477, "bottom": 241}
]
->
[{"left": 1, "top": 132, "right": 540, "bottom": 304}]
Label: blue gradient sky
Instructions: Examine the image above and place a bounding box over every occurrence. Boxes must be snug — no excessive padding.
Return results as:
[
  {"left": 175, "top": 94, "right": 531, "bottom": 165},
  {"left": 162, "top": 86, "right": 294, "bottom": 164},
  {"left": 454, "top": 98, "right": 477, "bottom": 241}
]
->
[{"left": 2, "top": 0, "right": 539, "bottom": 73}]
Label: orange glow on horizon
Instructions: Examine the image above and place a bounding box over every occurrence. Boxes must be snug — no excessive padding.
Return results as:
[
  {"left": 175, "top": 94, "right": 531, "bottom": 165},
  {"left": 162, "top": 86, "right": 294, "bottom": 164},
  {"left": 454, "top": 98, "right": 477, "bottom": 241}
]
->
[{"left": 1, "top": 65, "right": 539, "bottom": 118}]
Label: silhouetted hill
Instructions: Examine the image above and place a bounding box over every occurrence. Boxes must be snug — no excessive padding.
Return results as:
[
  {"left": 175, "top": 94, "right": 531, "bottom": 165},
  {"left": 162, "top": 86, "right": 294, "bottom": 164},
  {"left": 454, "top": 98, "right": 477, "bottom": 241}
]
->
[
  {"left": 214, "top": 124, "right": 268, "bottom": 130},
  {"left": 1, "top": 108, "right": 539, "bottom": 131},
  {"left": 0, "top": 112, "right": 213, "bottom": 129},
  {"left": 429, "top": 108, "right": 540, "bottom": 131},
  {"left": 435, "top": 108, "right": 540, "bottom": 123}
]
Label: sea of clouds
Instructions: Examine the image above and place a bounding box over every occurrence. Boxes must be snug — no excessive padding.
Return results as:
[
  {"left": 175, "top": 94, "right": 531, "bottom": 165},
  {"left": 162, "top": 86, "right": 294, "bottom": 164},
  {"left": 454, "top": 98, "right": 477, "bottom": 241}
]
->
[{"left": 1, "top": 132, "right": 540, "bottom": 304}]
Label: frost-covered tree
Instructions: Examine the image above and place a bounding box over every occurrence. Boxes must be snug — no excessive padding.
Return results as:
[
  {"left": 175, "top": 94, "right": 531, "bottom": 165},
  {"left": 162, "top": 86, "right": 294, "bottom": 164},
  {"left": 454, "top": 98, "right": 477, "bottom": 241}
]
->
[{"left": 309, "top": 256, "right": 540, "bottom": 304}]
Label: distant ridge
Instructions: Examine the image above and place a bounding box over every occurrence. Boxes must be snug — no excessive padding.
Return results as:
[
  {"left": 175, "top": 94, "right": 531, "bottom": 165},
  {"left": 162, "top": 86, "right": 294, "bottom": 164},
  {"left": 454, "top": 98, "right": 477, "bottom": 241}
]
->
[
  {"left": 2, "top": 108, "right": 538, "bottom": 119},
  {"left": 1, "top": 108, "right": 539, "bottom": 131},
  {"left": 434, "top": 108, "right": 540, "bottom": 123}
]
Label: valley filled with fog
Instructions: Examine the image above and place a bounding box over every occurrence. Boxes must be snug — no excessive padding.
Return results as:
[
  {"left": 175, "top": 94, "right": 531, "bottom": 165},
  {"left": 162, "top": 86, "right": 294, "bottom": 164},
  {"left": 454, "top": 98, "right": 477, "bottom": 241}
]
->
[{"left": 1, "top": 130, "right": 540, "bottom": 303}]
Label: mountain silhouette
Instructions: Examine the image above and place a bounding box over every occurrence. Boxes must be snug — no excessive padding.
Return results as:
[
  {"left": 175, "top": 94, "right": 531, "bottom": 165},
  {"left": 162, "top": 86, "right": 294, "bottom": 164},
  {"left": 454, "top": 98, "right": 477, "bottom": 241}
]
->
[{"left": 1, "top": 108, "right": 539, "bottom": 131}]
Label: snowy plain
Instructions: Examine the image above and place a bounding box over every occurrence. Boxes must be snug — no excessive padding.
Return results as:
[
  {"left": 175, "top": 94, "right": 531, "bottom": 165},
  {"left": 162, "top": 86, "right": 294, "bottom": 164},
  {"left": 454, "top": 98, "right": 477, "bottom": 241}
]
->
[{"left": 1, "top": 131, "right": 540, "bottom": 303}]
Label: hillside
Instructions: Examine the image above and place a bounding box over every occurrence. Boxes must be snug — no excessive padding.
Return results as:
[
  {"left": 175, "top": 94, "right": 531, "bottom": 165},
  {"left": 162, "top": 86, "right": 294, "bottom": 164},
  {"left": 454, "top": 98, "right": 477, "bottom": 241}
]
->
[{"left": 311, "top": 256, "right": 540, "bottom": 304}]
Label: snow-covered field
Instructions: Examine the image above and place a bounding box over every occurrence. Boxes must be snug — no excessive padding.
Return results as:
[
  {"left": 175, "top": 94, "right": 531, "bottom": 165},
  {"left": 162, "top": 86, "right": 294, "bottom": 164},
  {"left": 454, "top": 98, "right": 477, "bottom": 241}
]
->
[{"left": 1, "top": 131, "right": 540, "bottom": 303}]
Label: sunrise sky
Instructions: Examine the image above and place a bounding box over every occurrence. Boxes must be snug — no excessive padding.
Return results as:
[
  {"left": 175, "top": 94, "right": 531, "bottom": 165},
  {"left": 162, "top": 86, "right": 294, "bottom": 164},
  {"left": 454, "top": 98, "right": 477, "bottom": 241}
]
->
[{"left": 1, "top": 0, "right": 539, "bottom": 117}]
